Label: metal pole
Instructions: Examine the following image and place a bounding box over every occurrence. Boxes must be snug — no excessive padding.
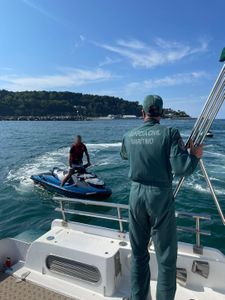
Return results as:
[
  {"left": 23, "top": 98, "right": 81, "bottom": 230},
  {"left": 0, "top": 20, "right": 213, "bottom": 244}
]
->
[
  {"left": 198, "top": 92, "right": 224, "bottom": 142},
  {"left": 174, "top": 65, "right": 225, "bottom": 197},
  {"left": 195, "top": 217, "right": 201, "bottom": 249},
  {"left": 174, "top": 177, "right": 185, "bottom": 198},
  {"left": 117, "top": 207, "right": 123, "bottom": 233},
  {"left": 195, "top": 88, "right": 224, "bottom": 145},
  {"left": 60, "top": 200, "right": 67, "bottom": 222},
  {"left": 175, "top": 160, "right": 225, "bottom": 226},
  {"left": 193, "top": 78, "right": 224, "bottom": 144},
  {"left": 193, "top": 216, "right": 203, "bottom": 254},
  {"left": 199, "top": 159, "right": 225, "bottom": 225},
  {"left": 190, "top": 66, "right": 225, "bottom": 142},
  {"left": 175, "top": 89, "right": 224, "bottom": 197},
  {"left": 190, "top": 67, "right": 225, "bottom": 143}
]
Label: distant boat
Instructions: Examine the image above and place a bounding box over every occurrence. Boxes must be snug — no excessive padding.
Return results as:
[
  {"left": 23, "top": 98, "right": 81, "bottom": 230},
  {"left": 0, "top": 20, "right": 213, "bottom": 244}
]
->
[{"left": 206, "top": 130, "right": 213, "bottom": 138}]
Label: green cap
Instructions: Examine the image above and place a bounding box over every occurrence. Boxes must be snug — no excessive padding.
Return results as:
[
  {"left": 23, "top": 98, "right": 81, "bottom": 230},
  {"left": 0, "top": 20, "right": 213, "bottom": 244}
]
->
[
  {"left": 143, "top": 95, "right": 163, "bottom": 113},
  {"left": 219, "top": 47, "right": 225, "bottom": 62}
]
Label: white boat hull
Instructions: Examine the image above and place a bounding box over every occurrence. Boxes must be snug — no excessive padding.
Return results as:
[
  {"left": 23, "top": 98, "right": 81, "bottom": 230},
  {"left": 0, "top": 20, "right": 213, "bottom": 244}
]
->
[{"left": 1, "top": 219, "right": 225, "bottom": 300}]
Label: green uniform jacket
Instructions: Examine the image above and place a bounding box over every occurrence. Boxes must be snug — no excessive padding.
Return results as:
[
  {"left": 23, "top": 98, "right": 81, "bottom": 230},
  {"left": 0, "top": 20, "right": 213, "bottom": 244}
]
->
[{"left": 121, "top": 119, "right": 199, "bottom": 188}]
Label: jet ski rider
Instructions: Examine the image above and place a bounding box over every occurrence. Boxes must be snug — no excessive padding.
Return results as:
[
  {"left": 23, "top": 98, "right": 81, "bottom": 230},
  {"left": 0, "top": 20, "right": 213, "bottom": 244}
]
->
[{"left": 61, "top": 135, "right": 91, "bottom": 186}]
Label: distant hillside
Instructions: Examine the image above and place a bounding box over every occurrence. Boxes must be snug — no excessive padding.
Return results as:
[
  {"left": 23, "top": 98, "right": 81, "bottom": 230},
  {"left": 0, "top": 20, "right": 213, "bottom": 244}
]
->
[{"left": 0, "top": 90, "right": 190, "bottom": 119}]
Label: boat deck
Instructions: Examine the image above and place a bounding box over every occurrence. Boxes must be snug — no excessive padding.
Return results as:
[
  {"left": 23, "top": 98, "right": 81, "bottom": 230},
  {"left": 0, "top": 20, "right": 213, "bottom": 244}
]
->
[
  {"left": 0, "top": 273, "right": 73, "bottom": 300},
  {"left": 1, "top": 220, "right": 225, "bottom": 300},
  {"left": 1, "top": 272, "right": 223, "bottom": 300}
]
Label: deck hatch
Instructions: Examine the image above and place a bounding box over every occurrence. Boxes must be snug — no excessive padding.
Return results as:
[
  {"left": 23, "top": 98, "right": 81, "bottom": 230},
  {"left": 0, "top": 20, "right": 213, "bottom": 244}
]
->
[{"left": 46, "top": 255, "right": 101, "bottom": 283}]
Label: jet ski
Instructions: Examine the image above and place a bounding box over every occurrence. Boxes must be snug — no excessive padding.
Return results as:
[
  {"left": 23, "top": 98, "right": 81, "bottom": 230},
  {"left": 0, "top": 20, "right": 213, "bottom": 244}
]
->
[{"left": 31, "top": 165, "right": 112, "bottom": 199}]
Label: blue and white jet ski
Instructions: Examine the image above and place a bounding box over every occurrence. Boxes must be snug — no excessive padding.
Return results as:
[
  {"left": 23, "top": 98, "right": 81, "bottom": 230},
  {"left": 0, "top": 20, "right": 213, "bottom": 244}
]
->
[{"left": 31, "top": 166, "right": 112, "bottom": 199}]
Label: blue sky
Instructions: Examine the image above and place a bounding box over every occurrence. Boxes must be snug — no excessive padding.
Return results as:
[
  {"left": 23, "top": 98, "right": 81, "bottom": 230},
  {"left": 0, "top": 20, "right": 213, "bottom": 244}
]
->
[{"left": 0, "top": 0, "right": 224, "bottom": 117}]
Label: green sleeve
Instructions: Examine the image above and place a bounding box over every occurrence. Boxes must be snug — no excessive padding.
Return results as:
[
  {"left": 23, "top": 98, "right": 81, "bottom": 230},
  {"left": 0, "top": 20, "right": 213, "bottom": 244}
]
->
[
  {"left": 169, "top": 128, "right": 199, "bottom": 176},
  {"left": 120, "top": 135, "right": 128, "bottom": 160}
]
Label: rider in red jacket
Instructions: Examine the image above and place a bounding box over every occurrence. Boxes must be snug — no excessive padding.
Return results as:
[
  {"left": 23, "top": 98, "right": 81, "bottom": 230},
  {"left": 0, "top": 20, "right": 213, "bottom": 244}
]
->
[{"left": 61, "top": 135, "right": 91, "bottom": 186}]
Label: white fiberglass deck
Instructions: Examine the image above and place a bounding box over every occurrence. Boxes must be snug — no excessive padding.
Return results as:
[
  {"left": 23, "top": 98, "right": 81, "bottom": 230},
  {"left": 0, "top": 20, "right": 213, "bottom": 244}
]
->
[
  {"left": 1, "top": 219, "right": 224, "bottom": 300},
  {"left": 0, "top": 273, "right": 222, "bottom": 300}
]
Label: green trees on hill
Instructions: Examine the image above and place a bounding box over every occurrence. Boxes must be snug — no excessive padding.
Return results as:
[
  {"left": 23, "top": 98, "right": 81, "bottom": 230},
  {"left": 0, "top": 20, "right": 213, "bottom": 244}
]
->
[
  {"left": 0, "top": 90, "right": 142, "bottom": 117},
  {"left": 0, "top": 89, "right": 190, "bottom": 119}
]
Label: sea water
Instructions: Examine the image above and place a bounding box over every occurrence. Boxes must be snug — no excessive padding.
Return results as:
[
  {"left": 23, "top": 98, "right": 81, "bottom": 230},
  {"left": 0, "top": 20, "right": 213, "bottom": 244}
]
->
[{"left": 0, "top": 119, "right": 225, "bottom": 252}]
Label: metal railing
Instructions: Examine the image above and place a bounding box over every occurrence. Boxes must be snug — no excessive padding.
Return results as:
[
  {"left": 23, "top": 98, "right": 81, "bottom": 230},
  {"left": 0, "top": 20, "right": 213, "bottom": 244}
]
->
[
  {"left": 175, "top": 211, "right": 211, "bottom": 254},
  {"left": 54, "top": 197, "right": 211, "bottom": 254},
  {"left": 55, "top": 197, "right": 129, "bottom": 233}
]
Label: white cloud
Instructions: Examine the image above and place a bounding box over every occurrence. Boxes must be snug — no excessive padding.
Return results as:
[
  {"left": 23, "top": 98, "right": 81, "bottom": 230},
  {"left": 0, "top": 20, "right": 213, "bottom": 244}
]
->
[
  {"left": 80, "top": 35, "right": 85, "bottom": 41},
  {"left": 91, "top": 90, "right": 116, "bottom": 97},
  {"left": 22, "top": 0, "right": 60, "bottom": 23},
  {"left": 98, "top": 38, "right": 208, "bottom": 69},
  {"left": 117, "top": 39, "right": 146, "bottom": 49},
  {"left": 124, "top": 71, "right": 208, "bottom": 94},
  {"left": 83, "top": 71, "right": 209, "bottom": 102},
  {"left": 0, "top": 68, "right": 113, "bottom": 91},
  {"left": 98, "top": 56, "right": 121, "bottom": 67},
  {"left": 166, "top": 94, "right": 208, "bottom": 104},
  {"left": 74, "top": 35, "right": 86, "bottom": 48},
  {"left": 0, "top": 67, "right": 14, "bottom": 71}
]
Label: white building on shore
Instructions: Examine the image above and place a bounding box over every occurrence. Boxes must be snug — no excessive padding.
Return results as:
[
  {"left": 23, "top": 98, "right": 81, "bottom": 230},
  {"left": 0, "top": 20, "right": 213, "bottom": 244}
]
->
[{"left": 122, "top": 115, "right": 137, "bottom": 119}]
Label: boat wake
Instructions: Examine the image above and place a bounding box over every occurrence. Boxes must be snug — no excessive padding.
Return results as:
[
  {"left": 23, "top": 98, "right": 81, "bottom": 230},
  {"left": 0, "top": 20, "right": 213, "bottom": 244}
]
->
[{"left": 5, "top": 141, "right": 225, "bottom": 197}]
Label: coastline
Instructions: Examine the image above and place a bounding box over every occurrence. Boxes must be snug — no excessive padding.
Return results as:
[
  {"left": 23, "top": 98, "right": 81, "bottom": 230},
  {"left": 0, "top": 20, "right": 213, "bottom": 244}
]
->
[
  {"left": 0, "top": 115, "right": 194, "bottom": 121},
  {"left": 0, "top": 115, "right": 88, "bottom": 121}
]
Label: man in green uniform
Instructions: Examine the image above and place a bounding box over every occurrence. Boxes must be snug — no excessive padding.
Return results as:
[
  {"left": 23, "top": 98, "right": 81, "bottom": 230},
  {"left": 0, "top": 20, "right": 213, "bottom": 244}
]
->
[{"left": 120, "top": 95, "right": 203, "bottom": 300}]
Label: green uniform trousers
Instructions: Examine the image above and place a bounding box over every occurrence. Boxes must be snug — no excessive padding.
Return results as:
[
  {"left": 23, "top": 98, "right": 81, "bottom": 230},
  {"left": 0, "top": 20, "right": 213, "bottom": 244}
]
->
[{"left": 129, "top": 182, "right": 177, "bottom": 300}]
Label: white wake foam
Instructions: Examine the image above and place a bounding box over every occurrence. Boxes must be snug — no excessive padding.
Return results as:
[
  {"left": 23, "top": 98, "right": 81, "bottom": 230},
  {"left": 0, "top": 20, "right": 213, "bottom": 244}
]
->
[
  {"left": 204, "top": 151, "right": 225, "bottom": 158},
  {"left": 86, "top": 142, "right": 121, "bottom": 150},
  {"left": 6, "top": 143, "right": 121, "bottom": 190}
]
